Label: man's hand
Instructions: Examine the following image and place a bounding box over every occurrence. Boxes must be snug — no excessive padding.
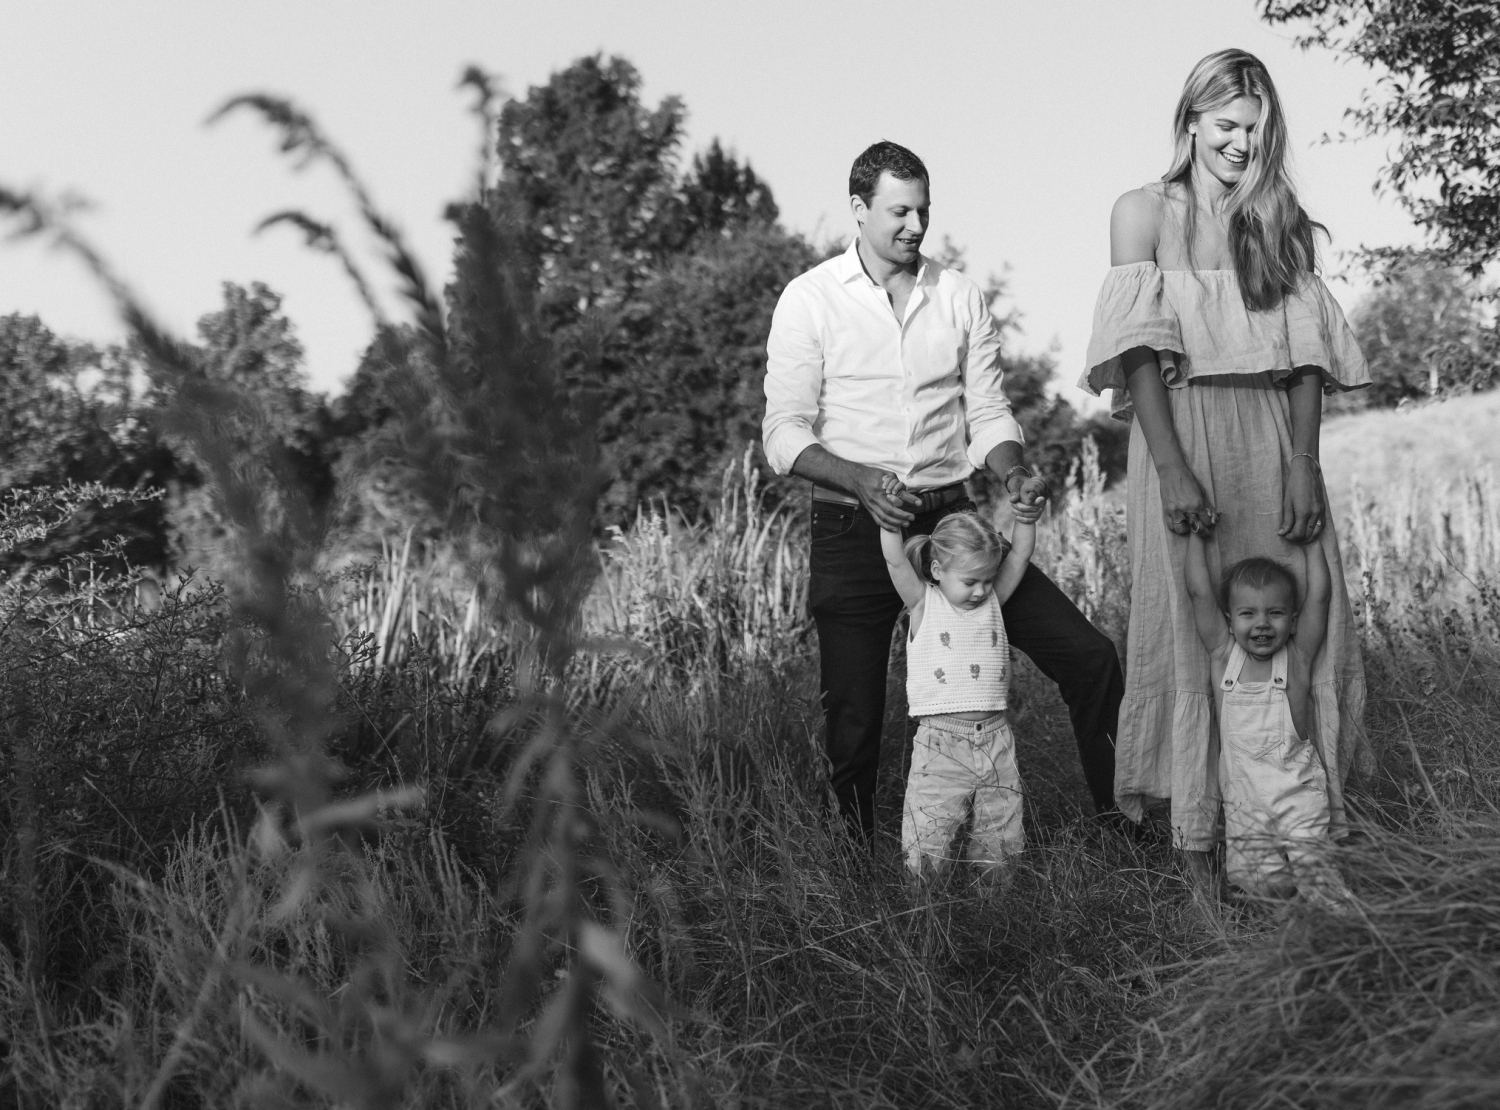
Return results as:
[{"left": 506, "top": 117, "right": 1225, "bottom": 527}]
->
[
  {"left": 1010, "top": 474, "right": 1050, "bottom": 506},
  {"left": 790, "top": 444, "right": 920, "bottom": 528},
  {"left": 852, "top": 464, "right": 919, "bottom": 529},
  {"left": 1007, "top": 470, "right": 1050, "bottom": 526}
]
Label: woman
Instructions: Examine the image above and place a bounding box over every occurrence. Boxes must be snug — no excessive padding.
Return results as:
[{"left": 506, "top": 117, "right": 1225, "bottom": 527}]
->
[{"left": 1080, "top": 48, "right": 1370, "bottom": 887}]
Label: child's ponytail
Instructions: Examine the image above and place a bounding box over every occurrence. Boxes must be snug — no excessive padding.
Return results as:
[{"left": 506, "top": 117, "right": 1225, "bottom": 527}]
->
[
  {"left": 903, "top": 534, "right": 934, "bottom": 583},
  {"left": 908, "top": 512, "right": 1007, "bottom": 585}
]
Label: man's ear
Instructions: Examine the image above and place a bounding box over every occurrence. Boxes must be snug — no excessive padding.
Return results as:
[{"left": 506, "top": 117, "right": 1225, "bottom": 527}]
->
[{"left": 850, "top": 194, "right": 867, "bottom": 225}]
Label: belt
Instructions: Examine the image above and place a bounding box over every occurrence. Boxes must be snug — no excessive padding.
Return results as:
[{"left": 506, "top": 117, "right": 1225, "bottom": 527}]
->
[{"left": 811, "top": 481, "right": 968, "bottom": 514}]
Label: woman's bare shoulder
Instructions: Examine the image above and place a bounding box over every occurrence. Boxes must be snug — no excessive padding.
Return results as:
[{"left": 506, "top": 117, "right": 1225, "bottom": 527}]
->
[{"left": 1110, "top": 188, "right": 1162, "bottom": 265}]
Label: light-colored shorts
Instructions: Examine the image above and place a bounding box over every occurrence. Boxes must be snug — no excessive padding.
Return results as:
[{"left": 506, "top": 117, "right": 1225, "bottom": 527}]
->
[{"left": 902, "top": 713, "right": 1023, "bottom": 876}]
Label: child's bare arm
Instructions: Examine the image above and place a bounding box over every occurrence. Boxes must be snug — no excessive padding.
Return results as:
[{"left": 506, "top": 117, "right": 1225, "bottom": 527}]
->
[
  {"left": 880, "top": 526, "right": 926, "bottom": 611},
  {"left": 1295, "top": 541, "right": 1332, "bottom": 659},
  {"left": 991, "top": 520, "right": 1035, "bottom": 605},
  {"left": 1184, "top": 532, "right": 1229, "bottom": 652}
]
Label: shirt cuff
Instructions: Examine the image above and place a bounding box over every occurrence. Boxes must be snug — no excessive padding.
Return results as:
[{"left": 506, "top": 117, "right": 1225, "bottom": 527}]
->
[
  {"left": 966, "top": 416, "right": 1025, "bottom": 471},
  {"left": 764, "top": 424, "right": 821, "bottom": 476}
]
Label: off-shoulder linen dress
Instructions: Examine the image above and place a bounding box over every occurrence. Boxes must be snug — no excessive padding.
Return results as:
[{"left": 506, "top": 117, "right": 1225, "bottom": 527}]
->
[{"left": 1081, "top": 259, "right": 1371, "bottom": 851}]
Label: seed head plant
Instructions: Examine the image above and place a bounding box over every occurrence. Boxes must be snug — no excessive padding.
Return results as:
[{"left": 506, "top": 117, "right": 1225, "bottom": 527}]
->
[{"left": 2, "top": 67, "right": 671, "bottom": 1109}]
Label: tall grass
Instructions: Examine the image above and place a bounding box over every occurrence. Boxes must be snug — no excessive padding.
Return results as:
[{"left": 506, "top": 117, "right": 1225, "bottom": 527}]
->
[
  {"left": 2, "top": 422, "right": 1498, "bottom": 1107},
  {"left": 1345, "top": 467, "right": 1500, "bottom": 648}
]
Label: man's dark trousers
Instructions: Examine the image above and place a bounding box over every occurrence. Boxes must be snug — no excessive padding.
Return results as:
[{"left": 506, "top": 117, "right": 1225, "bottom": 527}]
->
[{"left": 809, "top": 495, "right": 1124, "bottom": 840}]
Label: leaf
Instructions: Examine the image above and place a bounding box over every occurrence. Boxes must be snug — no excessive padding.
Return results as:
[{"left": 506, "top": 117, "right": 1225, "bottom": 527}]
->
[{"left": 298, "top": 784, "right": 426, "bottom": 837}]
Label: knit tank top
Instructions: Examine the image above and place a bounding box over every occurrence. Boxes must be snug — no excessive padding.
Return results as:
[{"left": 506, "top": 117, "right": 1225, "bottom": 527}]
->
[{"left": 906, "top": 585, "right": 1009, "bottom": 716}]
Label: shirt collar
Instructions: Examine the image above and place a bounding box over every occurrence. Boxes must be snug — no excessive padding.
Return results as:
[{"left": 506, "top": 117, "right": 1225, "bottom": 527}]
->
[{"left": 838, "top": 237, "right": 929, "bottom": 287}]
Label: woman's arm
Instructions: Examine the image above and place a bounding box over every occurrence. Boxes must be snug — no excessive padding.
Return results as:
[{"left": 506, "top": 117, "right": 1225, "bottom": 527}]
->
[
  {"left": 1184, "top": 532, "right": 1229, "bottom": 653},
  {"left": 880, "top": 526, "right": 926, "bottom": 611},
  {"left": 991, "top": 520, "right": 1035, "bottom": 606},
  {"left": 1280, "top": 367, "right": 1325, "bottom": 545},
  {"left": 1111, "top": 191, "right": 1218, "bottom": 537},
  {"left": 1294, "top": 539, "right": 1332, "bottom": 661}
]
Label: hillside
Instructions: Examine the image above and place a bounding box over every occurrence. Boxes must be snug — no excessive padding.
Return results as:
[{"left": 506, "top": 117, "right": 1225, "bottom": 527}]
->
[{"left": 1320, "top": 390, "right": 1500, "bottom": 524}]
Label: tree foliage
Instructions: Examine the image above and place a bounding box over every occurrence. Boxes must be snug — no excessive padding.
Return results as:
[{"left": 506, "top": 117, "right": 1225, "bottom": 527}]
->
[
  {"left": 5, "top": 54, "right": 1123, "bottom": 562},
  {"left": 1261, "top": 0, "right": 1500, "bottom": 273},
  {"left": 0, "top": 314, "right": 175, "bottom": 570},
  {"left": 155, "top": 282, "right": 336, "bottom": 569},
  {"left": 1344, "top": 262, "right": 1499, "bottom": 407},
  {"left": 487, "top": 54, "right": 815, "bottom": 523},
  {"left": 495, "top": 54, "right": 687, "bottom": 328}
]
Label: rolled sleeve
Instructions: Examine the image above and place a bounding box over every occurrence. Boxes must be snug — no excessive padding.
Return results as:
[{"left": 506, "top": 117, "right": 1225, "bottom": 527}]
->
[
  {"left": 762, "top": 283, "right": 825, "bottom": 475},
  {"left": 961, "top": 286, "right": 1024, "bottom": 469}
]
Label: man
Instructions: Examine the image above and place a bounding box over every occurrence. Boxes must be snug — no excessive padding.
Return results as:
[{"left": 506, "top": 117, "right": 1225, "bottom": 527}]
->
[{"left": 763, "top": 140, "right": 1123, "bottom": 840}]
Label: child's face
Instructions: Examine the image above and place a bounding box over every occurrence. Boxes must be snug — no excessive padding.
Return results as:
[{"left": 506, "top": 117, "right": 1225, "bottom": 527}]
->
[
  {"left": 1228, "top": 581, "right": 1298, "bottom": 660},
  {"left": 932, "top": 554, "right": 998, "bottom": 610}
]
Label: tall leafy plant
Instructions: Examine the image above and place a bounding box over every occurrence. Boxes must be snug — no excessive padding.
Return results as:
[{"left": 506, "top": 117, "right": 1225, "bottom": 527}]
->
[{"left": 2, "top": 66, "right": 669, "bottom": 1109}]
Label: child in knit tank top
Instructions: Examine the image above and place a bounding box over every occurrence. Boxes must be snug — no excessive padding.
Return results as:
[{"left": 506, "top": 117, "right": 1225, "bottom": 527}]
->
[
  {"left": 1184, "top": 528, "right": 1352, "bottom": 908},
  {"left": 879, "top": 510, "right": 1035, "bottom": 881}
]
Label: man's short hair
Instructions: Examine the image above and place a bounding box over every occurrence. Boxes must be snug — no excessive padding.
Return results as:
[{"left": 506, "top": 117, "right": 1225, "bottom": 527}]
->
[{"left": 849, "top": 141, "right": 929, "bottom": 205}]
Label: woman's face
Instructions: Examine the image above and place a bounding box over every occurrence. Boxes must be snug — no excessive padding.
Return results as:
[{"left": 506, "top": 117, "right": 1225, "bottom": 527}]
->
[{"left": 1189, "top": 95, "right": 1262, "bottom": 190}]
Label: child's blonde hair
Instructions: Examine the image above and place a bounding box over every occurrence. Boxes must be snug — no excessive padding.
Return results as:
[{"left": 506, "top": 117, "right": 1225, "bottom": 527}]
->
[
  {"left": 903, "top": 512, "right": 1007, "bottom": 584},
  {"left": 1219, "top": 556, "right": 1300, "bottom": 614}
]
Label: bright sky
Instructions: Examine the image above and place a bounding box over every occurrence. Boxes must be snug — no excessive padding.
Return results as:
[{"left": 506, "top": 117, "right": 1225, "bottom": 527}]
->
[{"left": 0, "top": 0, "right": 1416, "bottom": 404}]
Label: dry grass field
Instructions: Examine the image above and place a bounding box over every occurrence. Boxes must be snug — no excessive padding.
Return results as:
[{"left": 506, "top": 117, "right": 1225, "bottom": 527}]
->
[
  {"left": 3, "top": 420, "right": 1497, "bottom": 1109},
  {"left": 1321, "top": 390, "right": 1500, "bottom": 524}
]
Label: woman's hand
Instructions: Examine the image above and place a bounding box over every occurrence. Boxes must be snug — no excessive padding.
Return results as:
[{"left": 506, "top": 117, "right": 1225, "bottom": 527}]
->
[
  {"left": 1279, "top": 454, "right": 1325, "bottom": 545},
  {"left": 1159, "top": 462, "right": 1218, "bottom": 537}
]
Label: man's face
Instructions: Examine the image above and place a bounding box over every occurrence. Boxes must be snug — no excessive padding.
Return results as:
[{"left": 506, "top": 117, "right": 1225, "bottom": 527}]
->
[{"left": 853, "top": 172, "right": 929, "bottom": 268}]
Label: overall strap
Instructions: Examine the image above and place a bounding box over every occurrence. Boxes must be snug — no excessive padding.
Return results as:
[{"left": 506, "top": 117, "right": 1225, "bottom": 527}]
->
[
  {"left": 1221, "top": 641, "right": 1247, "bottom": 691},
  {"left": 1270, "top": 644, "right": 1289, "bottom": 690}
]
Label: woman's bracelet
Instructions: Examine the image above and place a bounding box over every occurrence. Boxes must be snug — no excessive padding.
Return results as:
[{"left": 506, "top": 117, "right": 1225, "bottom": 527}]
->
[{"left": 1289, "top": 452, "right": 1321, "bottom": 473}]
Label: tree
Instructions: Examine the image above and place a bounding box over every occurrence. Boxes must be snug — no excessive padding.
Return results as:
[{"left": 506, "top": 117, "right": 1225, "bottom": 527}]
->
[
  {"left": 494, "top": 54, "right": 686, "bottom": 331},
  {"left": 1345, "top": 261, "right": 1499, "bottom": 407},
  {"left": 158, "top": 283, "right": 335, "bottom": 568},
  {"left": 606, "top": 224, "right": 816, "bottom": 519},
  {"left": 0, "top": 314, "right": 176, "bottom": 571},
  {"left": 1261, "top": 0, "right": 1500, "bottom": 274},
  {"left": 488, "top": 55, "right": 817, "bottom": 523},
  {"left": 678, "top": 139, "right": 779, "bottom": 238}
]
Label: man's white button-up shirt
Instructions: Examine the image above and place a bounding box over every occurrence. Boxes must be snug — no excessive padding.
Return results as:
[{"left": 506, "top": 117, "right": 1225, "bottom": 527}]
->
[{"left": 762, "top": 239, "right": 1024, "bottom": 489}]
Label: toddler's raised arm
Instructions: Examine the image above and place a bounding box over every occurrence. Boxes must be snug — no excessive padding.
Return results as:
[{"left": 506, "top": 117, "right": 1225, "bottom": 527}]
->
[
  {"left": 1295, "top": 541, "right": 1332, "bottom": 660},
  {"left": 1184, "top": 532, "right": 1229, "bottom": 653},
  {"left": 880, "top": 526, "right": 926, "bottom": 611},
  {"left": 991, "top": 520, "right": 1036, "bottom": 606}
]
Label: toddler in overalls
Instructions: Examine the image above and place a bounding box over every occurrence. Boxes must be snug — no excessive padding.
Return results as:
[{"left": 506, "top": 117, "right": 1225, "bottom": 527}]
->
[
  {"left": 879, "top": 510, "right": 1034, "bottom": 880},
  {"left": 1185, "top": 532, "right": 1352, "bottom": 905}
]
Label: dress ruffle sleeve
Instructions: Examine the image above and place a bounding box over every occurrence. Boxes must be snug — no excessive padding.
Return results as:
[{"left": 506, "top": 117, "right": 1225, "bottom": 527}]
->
[
  {"left": 1282, "top": 275, "right": 1371, "bottom": 395},
  {"left": 1080, "top": 265, "right": 1369, "bottom": 420},
  {"left": 1079, "top": 261, "right": 1185, "bottom": 420}
]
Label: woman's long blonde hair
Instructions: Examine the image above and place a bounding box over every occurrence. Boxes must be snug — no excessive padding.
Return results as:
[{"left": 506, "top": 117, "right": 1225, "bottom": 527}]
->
[{"left": 1164, "top": 48, "right": 1325, "bottom": 311}]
